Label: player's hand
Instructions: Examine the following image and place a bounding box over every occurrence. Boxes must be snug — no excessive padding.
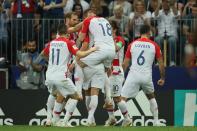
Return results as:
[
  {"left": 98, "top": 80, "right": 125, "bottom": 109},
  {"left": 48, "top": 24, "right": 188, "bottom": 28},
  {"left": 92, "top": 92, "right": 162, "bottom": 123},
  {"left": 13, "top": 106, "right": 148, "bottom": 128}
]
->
[
  {"left": 157, "top": 79, "right": 165, "bottom": 86},
  {"left": 68, "top": 63, "right": 75, "bottom": 73},
  {"left": 90, "top": 46, "right": 99, "bottom": 52}
]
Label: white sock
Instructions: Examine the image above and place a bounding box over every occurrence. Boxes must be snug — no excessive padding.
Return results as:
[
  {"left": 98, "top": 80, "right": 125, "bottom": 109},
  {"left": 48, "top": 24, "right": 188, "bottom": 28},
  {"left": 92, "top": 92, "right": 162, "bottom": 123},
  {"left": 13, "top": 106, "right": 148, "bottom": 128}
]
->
[
  {"left": 85, "top": 96, "right": 91, "bottom": 110},
  {"left": 53, "top": 101, "right": 63, "bottom": 123},
  {"left": 88, "top": 95, "right": 98, "bottom": 123},
  {"left": 104, "top": 73, "right": 112, "bottom": 103},
  {"left": 64, "top": 99, "right": 78, "bottom": 123},
  {"left": 107, "top": 100, "right": 115, "bottom": 119},
  {"left": 149, "top": 98, "right": 158, "bottom": 124},
  {"left": 117, "top": 100, "right": 129, "bottom": 119},
  {"left": 46, "top": 94, "right": 55, "bottom": 121}
]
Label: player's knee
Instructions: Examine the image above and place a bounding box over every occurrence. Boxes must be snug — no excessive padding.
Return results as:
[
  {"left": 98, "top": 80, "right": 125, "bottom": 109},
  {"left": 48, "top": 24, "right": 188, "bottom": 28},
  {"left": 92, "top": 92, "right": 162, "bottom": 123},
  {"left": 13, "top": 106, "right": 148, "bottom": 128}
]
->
[
  {"left": 121, "top": 96, "right": 127, "bottom": 102},
  {"left": 56, "top": 94, "right": 65, "bottom": 103},
  {"left": 85, "top": 89, "right": 91, "bottom": 96},
  {"left": 50, "top": 93, "right": 57, "bottom": 98},
  {"left": 70, "top": 93, "right": 82, "bottom": 101},
  {"left": 90, "top": 87, "right": 100, "bottom": 95},
  {"left": 113, "top": 96, "right": 122, "bottom": 103}
]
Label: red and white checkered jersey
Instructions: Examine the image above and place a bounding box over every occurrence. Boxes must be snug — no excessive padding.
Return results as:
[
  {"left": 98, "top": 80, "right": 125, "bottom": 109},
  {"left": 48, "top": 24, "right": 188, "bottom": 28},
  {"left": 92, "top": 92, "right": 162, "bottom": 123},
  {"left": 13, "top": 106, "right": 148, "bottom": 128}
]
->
[
  {"left": 68, "top": 32, "right": 78, "bottom": 43},
  {"left": 112, "top": 36, "right": 125, "bottom": 75},
  {"left": 81, "top": 16, "right": 114, "bottom": 48},
  {"left": 43, "top": 37, "right": 79, "bottom": 81},
  {"left": 125, "top": 37, "right": 162, "bottom": 74}
]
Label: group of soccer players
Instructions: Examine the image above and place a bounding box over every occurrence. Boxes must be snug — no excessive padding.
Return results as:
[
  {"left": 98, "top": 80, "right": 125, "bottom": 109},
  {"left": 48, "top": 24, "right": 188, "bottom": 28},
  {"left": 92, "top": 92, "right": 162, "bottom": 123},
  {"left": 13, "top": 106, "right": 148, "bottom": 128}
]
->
[{"left": 34, "top": 9, "right": 165, "bottom": 127}]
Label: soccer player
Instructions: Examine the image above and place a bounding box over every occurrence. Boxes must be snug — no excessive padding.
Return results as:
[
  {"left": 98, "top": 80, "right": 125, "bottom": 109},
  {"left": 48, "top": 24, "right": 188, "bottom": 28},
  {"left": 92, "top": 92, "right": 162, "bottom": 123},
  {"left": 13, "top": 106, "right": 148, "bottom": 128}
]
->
[
  {"left": 121, "top": 25, "right": 165, "bottom": 126},
  {"left": 66, "top": 9, "right": 115, "bottom": 126},
  {"left": 61, "top": 12, "right": 82, "bottom": 126},
  {"left": 36, "top": 23, "right": 98, "bottom": 127},
  {"left": 77, "top": 9, "right": 116, "bottom": 126},
  {"left": 44, "top": 12, "right": 80, "bottom": 127},
  {"left": 65, "top": 12, "right": 79, "bottom": 42},
  {"left": 104, "top": 20, "right": 126, "bottom": 126}
]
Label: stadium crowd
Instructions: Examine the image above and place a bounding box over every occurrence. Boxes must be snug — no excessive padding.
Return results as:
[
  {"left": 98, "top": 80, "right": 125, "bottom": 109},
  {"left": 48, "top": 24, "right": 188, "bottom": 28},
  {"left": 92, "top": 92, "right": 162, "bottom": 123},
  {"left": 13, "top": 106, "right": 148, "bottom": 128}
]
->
[{"left": 0, "top": 1, "right": 196, "bottom": 87}]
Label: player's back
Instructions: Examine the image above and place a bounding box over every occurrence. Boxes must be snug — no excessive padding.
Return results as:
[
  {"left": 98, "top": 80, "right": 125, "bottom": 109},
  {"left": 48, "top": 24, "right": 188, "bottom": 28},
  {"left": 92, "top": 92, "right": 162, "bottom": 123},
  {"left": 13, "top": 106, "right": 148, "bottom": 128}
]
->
[
  {"left": 46, "top": 37, "right": 72, "bottom": 81},
  {"left": 89, "top": 17, "right": 114, "bottom": 48},
  {"left": 129, "top": 38, "right": 160, "bottom": 75}
]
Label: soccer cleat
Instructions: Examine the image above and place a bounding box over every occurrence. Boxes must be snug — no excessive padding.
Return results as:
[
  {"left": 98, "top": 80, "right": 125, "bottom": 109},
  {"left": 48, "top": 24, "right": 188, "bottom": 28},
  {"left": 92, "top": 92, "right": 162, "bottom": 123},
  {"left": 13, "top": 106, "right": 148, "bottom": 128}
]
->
[
  {"left": 121, "top": 118, "right": 132, "bottom": 127},
  {"left": 54, "top": 120, "right": 74, "bottom": 127},
  {"left": 104, "top": 117, "right": 117, "bottom": 126},
  {"left": 84, "top": 122, "right": 96, "bottom": 127},
  {"left": 45, "top": 119, "right": 52, "bottom": 127},
  {"left": 153, "top": 121, "right": 164, "bottom": 126}
]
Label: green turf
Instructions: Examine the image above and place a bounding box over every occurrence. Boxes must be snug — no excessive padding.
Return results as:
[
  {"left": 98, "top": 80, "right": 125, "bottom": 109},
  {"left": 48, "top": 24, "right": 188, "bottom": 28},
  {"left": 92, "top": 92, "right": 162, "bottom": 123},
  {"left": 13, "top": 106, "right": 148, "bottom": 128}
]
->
[{"left": 0, "top": 126, "right": 196, "bottom": 131}]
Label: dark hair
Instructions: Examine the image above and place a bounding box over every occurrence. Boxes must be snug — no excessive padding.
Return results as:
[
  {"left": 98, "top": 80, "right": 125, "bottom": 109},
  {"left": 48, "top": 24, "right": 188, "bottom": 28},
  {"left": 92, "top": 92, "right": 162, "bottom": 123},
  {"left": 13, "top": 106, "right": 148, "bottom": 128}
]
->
[
  {"left": 72, "top": 3, "right": 83, "bottom": 12},
  {"left": 72, "top": 4, "right": 83, "bottom": 19},
  {"left": 57, "top": 23, "right": 67, "bottom": 35},
  {"left": 140, "top": 25, "right": 150, "bottom": 35},
  {"left": 109, "top": 20, "right": 120, "bottom": 36}
]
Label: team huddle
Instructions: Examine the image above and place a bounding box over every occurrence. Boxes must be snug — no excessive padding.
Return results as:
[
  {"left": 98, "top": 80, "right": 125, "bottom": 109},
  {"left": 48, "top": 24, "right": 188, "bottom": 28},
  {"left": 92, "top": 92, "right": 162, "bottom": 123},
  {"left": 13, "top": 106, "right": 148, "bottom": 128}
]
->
[{"left": 34, "top": 9, "right": 165, "bottom": 127}]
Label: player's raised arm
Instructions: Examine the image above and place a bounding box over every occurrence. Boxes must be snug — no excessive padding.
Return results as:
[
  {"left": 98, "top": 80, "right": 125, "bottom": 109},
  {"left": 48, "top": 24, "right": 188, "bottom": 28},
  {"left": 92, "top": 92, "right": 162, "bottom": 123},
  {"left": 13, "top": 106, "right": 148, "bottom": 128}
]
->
[
  {"left": 67, "top": 39, "right": 99, "bottom": 59},
  {"left": 78, "top": 18, "right": 90, "bottom": 42},
  {"left": 78, "top": 9, "right": 97, "bottom": 42},
  {"left": 76, "top": 46, "right": 99, "bottom": 58},
  {"left": 67, "top": 22, "right": 83, "bottom": 34}
]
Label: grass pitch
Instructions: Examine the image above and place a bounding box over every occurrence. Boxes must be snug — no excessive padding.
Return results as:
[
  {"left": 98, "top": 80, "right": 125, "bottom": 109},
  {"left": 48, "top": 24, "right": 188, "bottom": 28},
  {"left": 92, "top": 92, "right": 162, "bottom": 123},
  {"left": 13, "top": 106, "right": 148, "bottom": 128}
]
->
[{"left": 0, "top": 126, "right": 196, "bottom": 131}]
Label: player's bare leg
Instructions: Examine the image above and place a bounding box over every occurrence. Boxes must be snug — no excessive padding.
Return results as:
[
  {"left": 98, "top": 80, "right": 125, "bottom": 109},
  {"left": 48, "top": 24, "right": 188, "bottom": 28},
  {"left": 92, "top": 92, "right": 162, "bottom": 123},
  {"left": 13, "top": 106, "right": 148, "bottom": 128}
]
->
[{"left": 146, "top": 93, "right": 159, "bottom": 126}]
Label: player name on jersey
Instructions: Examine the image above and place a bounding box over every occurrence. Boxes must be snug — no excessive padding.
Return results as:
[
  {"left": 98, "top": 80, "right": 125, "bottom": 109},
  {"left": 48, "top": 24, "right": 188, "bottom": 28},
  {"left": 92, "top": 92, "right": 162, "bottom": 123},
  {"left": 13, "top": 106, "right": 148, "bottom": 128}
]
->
[
  {"left": 135, "top": 44, "right": 151, "bottom": 48},
  {"left": 51, "top": 42, "right": 64, "bottom": 48}
]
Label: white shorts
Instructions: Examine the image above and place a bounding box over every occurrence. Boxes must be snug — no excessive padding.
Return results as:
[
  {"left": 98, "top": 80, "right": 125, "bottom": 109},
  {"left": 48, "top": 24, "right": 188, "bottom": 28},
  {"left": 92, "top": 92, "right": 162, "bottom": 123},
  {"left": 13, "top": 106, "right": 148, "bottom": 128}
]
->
[
  {"left": 82, "top": 64, "right": 105, "bottom": 90},
  {"left": 109, "top": 73, "right": 124, "bottom": 97},
  {"left": 74, "top": 64, "right": 84, "bottom": 94},
  {"left": 121, "top": 71, "right": 154, "bottom": 98},
  {"left": 81, "top": 45, "right": 115, "bottom": 68},
  {"left": 45, "top": 78, "right": 77, "bottom": 98}
]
